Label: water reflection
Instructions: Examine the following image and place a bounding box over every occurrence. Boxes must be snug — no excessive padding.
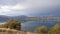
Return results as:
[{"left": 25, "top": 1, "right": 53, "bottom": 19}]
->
[
  {"left": 21, "top": 21, "right": 60, "bottom": 32},
  {"left": 0, "top": 21, "right": 60, "bottom": 32}
]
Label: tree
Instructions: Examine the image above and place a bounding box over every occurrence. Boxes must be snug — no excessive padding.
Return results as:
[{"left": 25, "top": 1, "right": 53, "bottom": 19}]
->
[
  {"left": 34, "top": 26, "right": 48, "bottom": 34},
  {"left": 4, "top": 19, "right": 21, "bottom": 30},
  {"left": 48, "top": 24, "right": 60, "bottom": 34}
]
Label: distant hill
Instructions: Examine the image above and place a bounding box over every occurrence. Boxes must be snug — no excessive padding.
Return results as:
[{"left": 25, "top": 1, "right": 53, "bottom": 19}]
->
[
  {"left": 0, "top": 15, "right": 60, "bottom": 22},
  {"left": 0, "top": 15, "right": 28, "bottom": 22},
  {"left": 0, "top": 15, "right": 9, "bottom": 22}
]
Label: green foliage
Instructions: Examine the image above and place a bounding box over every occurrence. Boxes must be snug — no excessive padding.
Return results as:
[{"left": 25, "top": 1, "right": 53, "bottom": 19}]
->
[
  {"left": 34, "top": 26, "right": 48, "bottom": 34},
  {"left": 48, "top": 24, "right": 60, "bottom": 34},
  {"left": 4, "top": 19, "right": 21, "bottom": 30},
  {"left": 9, "top": 23, "right": 16, "bottom": 29},
  {"left": 34, "top": 24, "right": 60, "bottom": 34}
]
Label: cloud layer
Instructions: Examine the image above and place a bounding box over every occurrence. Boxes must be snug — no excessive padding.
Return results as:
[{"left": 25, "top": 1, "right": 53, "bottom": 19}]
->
[{"left": 0, "top": 0, "right": 60, "bottom": 16}]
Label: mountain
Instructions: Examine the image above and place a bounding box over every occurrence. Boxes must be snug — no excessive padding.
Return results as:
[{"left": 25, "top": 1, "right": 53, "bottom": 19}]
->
[
  {"left": 0, "top": 15, "right": 28, "bottom": 22},
  {"left": 0, "top": 15, "right": 9, "bottom": 22}
]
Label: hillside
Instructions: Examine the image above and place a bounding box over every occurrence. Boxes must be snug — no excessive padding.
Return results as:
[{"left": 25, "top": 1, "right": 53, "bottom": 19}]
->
[
  {"left": 0, "top": 28, "right": 33, "bottom": 34},
  {"left": 0, "top": 15, "right": 27, "bottom": 22}
]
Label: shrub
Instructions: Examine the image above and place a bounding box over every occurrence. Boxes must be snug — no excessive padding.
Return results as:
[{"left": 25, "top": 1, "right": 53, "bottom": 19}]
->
[
  {"left": 34, "top": 26, "right": 48, "bottom": 34},
  {"left": 48, "top": 24, "right": 60, "bottom": 34},
  {"left": 4, "top": 20, "right": 21, "bottom": 30}
]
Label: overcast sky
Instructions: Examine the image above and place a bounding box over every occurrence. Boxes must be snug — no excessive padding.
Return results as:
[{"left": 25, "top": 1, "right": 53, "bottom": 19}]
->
[{"left": 0, "top": 0, "right": 60, "bottom": 16}]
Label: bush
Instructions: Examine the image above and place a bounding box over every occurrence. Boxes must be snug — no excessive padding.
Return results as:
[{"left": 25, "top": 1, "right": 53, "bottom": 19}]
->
[
  {"left": 34, "top": 26, "right": 48, "bottom": 34},
  {"left": 48, "top": 24, "right": 60, "bottom": 34},
  {"left": 4, "top": 20, "right": 21, "bottom": 30}
]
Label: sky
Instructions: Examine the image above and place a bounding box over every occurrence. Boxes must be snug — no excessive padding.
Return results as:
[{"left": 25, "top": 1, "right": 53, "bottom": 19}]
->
[{"left": 0, "top": 0, "right": 60, "bottom": 16}]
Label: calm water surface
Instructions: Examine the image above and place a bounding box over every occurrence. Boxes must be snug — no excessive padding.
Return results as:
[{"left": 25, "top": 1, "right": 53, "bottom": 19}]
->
[
  {"left": 0, "top": 21, "right": 59, "bottom": 32},
  {"left": 21, "top": 21, "right": 59, "bottom": 32}
]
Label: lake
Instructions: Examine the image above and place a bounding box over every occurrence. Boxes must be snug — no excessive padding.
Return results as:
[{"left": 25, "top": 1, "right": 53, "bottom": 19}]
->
[
  {"left": 0, "top": 21, "right": 60, "bottom": 32},
  {"left": 21, "top": 21, "right": 60, "bottom": 32}
]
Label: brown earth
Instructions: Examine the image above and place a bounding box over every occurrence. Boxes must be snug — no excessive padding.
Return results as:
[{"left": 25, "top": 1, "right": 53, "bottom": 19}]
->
[{"left": 0, "top": 28, "right": 33, "bottom": 34}]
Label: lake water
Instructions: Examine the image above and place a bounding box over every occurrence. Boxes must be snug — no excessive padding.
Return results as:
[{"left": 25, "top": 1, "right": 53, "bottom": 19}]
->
[
  {"left": 0, "top": 21, "right": 60, "bottom": 32},
  {"left": 21, "top": 21, "right": 60, "bottom": 32}
]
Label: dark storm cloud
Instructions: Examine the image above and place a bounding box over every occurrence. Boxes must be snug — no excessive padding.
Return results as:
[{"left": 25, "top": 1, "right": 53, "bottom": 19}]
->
[{"left": 0, "top": 0, "right": 60, "bottom": 16}]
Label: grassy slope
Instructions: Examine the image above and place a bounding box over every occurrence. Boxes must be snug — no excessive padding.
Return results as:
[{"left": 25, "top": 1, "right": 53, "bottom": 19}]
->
[{"left": 0, "top": 28, "right": 33, "bottom": 34}]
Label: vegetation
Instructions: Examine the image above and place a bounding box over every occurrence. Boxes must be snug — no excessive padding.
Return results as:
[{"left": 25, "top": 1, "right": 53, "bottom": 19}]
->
[
  {"left": 0, "top": 28, "right": 33, "bottom": 34},
  {"left": 0, "top": 20, "right": 33, "bottom": 34},
  {"left": 48, "top": 24, "right": 60, "bottom": 34},
  {"left": 0, "top": 19, "right": 60, "bottom": 34},
  {"left": 0, "top": 20, "right": 21, "bottom": 30},
  {"left": 34, "top": 24, "right": 60, "bottom": 34},
  {"left": 34, "top": 26, "right": 48, "bottom": 34}
]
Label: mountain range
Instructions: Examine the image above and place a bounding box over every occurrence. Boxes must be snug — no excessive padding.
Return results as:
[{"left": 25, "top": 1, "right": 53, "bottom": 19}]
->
[{"left": 0, "top": 15, "right": 28, "bottom": 22}]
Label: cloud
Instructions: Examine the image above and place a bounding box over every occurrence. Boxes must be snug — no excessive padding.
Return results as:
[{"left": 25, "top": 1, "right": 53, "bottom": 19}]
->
[
  {"left": 0, "top": 4, "right": 31, "bottom": 16},
  {"left": 0, "top": 0, "right": 60, "bottom": 16}
]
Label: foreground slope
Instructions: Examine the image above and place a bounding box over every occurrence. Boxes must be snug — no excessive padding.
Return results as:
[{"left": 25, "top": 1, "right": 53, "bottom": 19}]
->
[{"left": 0, "top": 28, "right": 33, "bottom": 34}]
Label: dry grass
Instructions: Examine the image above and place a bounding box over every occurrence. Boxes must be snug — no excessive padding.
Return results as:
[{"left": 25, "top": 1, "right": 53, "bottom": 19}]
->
[{"left": 0, "top": 28, "right": 33, "bottom": 34}]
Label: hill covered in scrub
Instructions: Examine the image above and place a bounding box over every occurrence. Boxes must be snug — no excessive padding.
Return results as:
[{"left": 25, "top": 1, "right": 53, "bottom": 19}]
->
[
  {"left": 0, "top": 20, "right": 21, "bottom": 30},
  {"left": 0, "top": 20, "right": 33, "bottom": 34}
]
